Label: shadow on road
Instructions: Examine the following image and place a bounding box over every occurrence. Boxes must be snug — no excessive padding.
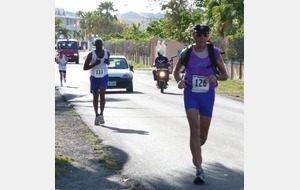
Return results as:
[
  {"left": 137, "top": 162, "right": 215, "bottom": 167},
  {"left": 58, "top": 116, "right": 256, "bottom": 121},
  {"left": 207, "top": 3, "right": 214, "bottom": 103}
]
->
[
  {"left": 160, "top": 92, "right": 183, "bottom": 96},
  {"left": 55, "top": 156, "right": 129, "bottom": 190},
  {"left": 101, "top": 124, "right": 149, "bottom": 135},
  {"left": 132, "top": 162, "right": 244, "bottom": 190},
  {"left": 106, "top": 90, "right": 144, "bottom": 94}
]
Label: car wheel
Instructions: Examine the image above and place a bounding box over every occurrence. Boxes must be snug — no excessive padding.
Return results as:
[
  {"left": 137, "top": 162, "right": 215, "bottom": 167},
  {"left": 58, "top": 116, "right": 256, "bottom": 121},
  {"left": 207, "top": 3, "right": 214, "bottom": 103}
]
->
[{"left": 126, "top": 82, "right": 133, "bottom": 93}]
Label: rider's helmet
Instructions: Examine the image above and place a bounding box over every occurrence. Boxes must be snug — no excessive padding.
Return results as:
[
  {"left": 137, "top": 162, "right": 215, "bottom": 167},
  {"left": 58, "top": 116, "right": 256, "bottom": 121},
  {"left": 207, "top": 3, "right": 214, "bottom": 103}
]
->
[{"left": 157, "top": 49, "right": 165, "bottom": 56}]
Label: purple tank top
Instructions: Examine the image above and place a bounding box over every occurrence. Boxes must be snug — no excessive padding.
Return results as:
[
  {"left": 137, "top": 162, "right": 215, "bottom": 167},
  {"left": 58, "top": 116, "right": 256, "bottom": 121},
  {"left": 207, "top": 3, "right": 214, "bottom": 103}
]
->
[{"left": 184, "top": 47, "right": 221, "bottom": 89}]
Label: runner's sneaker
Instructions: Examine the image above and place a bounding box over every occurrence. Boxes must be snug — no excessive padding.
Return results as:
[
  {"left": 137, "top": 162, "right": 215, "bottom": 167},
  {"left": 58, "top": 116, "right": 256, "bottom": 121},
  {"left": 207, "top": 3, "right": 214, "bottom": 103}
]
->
[
  {"left": 98, "top": 115, "right": 105, "bottom": 124},
  {"left": 61, "top": 82, "right": 63, "bottom": 87},
  {"left": 94, "top": 116, "right": 100, "bottom": 126},
  {"left": 193, "top": 168, "right": 205, "bottom": 184}
]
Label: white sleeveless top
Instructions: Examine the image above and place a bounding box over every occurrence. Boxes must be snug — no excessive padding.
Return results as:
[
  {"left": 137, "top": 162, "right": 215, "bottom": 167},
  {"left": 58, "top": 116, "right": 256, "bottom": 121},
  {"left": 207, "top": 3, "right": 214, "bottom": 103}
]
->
[
  {"left": 89, "top": 49, "right": 108, "bottom": 78},
  {"left": 56, "top": 55, "right": 67, "bottom": 71}
]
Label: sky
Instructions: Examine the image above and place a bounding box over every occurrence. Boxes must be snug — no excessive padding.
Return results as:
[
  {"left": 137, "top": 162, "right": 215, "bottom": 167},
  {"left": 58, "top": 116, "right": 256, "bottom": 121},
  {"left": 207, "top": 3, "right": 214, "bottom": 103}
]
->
[{"left": 55, "top": 0, "right": 163, "bottom": 14}]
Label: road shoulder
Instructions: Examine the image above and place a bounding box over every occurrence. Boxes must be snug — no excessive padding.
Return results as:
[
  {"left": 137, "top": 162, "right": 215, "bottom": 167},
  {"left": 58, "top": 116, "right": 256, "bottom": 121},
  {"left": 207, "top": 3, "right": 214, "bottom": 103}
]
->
[{"left": 55, "top": 86, "right": 131, "bottom": 189}]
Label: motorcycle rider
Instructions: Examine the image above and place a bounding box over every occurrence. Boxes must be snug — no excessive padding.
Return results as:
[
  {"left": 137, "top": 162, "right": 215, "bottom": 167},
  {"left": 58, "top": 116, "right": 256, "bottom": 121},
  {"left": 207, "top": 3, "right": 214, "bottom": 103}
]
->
[{"left": 152, "top": 49, "right": 170, "bottom": 83}]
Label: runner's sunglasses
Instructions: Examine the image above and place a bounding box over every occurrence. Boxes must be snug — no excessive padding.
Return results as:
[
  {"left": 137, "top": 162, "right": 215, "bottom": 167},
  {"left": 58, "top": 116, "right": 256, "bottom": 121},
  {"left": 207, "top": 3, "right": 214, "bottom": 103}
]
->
[{"left": 196, "top": 33, "right": 209, "bottom": 37}]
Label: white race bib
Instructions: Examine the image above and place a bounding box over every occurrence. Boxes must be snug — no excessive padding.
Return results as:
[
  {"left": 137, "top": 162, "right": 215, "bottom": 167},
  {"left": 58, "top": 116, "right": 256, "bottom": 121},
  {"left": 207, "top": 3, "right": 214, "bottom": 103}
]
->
[
  {"left": 192, "top": 75, "right": 209, "bottom": 93},
  {"left": 94, "top": 69, "right": 105, "bottom": 78}
]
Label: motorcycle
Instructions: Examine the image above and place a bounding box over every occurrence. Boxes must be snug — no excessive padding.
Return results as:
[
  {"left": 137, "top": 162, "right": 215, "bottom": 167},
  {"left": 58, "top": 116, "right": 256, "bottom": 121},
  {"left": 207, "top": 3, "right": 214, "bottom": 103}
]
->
[
  {"left": 154, "top": 55, "right": 177, "bottom": 93},
  {"left": 156, "top": 67, "right": 169, "bottom": 93}
]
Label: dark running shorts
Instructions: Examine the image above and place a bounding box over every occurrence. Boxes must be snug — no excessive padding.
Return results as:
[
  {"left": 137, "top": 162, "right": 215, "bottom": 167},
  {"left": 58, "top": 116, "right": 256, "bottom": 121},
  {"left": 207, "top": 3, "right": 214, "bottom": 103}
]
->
[
  {"left": 90, "top": 75, "right": 108, "bottom": 93},
  {"left": 183, "top": 87, "right": 215, "bottom": 117}
]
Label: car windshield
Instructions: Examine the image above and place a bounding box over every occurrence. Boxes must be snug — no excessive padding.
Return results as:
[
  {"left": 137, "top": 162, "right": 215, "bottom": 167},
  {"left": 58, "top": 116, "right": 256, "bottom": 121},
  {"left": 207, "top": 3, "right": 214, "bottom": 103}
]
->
[
  {"left": 57, "top": 41, "right": 78, "bottom": 49},
  {"left": 108, "top": 58, "right": 128, "bottom": 69}
]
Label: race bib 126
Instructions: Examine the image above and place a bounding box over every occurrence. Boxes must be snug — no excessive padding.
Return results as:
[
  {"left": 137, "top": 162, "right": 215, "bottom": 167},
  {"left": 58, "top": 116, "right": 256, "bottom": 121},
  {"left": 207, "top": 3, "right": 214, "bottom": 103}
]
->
[{"left": 192, "top": 75, "right": 209, "bottom": 93}]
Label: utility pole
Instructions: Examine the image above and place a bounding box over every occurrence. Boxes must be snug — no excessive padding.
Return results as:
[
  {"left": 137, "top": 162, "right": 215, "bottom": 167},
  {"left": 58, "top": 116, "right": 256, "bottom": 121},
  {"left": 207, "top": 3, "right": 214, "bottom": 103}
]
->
[{"left": 84, "top": 20, "right": 87, "bottom": 50}]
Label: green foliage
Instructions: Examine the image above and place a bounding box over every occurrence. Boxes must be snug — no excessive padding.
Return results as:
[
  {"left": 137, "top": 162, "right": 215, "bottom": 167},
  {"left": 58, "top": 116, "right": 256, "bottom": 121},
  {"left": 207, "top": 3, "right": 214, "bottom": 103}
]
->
[
  {"left": 146, "top": 20, "right": 165, "bottom": 38},
  {"left": 57, "top": 0, "right": 243, "bottom": 42},
  {"left": 128, "top": 60, "right": 152, "bottom": 69},
  {"left": 122, "top": 23, "right": 150, "bottom": 41},
  {"left": 233, "top": 23, "right": 244, "bottom": 38},
  {"left": 56, "top": 0, "right": 243, "bottom": 63},
  {"left": 96, "top": 1, "right": 118, "bottom": 21},
  {"left": 179, "top": 10, "right": 204, "bottom": 43},
  {"left": 224, "top": 36, "right": 244, "bottom": 61},
  {"left": 198, "top": 0, "right": 244, "bottom": 37},
  {"left": 98, "top": 153, "right": 122, "bottom": 171}
]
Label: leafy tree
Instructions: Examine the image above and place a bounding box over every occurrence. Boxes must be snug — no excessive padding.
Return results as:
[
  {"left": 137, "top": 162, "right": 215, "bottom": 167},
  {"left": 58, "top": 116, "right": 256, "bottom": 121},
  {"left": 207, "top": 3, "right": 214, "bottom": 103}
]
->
[
  {"left": 55, "top": 18, "right": 63, "bottom": 40},
  {"left": 197, "top": 0, "right": 244, "bottom": 37},
  {"left": 160, "top": 0, "right": 190, "bottom": 42},
  {"left": 148, "top": 0, "right": 204, "bottom": 42},
  {"left": 58, "top": 28, "right": 71, "bottom": 39},
  {"left": 75, "top": 1, "right": 128, "bottom": 38},
  {"left": 150, "top": 0, "right": 243, "bottom": 39},
  {"left": 77, "top": 11, "right": 98, "bottom": 40},
  {"left": 146, "top": 19, "right": 165, "bottom": 38},
  {"left": 122, "top": 23, "right": 149, "bottom": 41},
  {"left": 97, "top": 1, "right": 118, "bottom": 21}
]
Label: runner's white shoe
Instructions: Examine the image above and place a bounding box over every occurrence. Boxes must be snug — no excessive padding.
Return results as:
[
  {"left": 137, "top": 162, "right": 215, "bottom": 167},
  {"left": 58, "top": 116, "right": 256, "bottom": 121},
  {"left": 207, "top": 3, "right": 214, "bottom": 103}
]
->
[
  {"left": 98, "top": 115, "right": 105, "bottom": 124},
  {"left": 94, "top": 116, "right": 100, "bottom": 125},
  {"left": 193, "top": 168, "right": 205, "bottom": 184}
]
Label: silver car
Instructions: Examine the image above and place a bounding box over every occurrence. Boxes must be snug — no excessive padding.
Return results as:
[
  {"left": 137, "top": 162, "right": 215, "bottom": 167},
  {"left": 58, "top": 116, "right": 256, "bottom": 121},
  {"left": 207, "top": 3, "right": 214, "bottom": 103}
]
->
[{"left": 107, "top": 55, "right": 134, "bottom": 93}]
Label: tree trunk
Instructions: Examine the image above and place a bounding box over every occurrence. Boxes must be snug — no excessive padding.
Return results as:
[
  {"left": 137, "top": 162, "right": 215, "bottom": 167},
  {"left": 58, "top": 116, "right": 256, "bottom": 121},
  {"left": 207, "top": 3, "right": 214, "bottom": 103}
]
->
[
  {"left": 230, "top": 61, "right": 234, "bottom": 79},
  {"left": 239, "top": 59, "right": 243, "bottom": 79}
]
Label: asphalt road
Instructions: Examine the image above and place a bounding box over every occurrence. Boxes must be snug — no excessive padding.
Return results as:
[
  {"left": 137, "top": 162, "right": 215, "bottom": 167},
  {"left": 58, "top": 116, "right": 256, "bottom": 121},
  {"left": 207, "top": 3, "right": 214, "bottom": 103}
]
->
[{"left": 55, "top": 57, "right": 244, "bottom": 190}]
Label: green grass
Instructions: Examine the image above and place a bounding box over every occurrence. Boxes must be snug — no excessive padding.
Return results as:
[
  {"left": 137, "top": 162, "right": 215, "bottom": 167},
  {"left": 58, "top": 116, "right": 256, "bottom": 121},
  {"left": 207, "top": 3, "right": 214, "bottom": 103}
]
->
[
  {"left": 98, "top": 152, "right": 122, "bottom": 171},
  {"left": 215, "top": 79, "right": 244, "bottom": 102},
  {"left": 128, "top": 60, "right": 152, "bottom": 69},
  {"left": 55, "top": 154, "right": 74, "bottom": 178}
]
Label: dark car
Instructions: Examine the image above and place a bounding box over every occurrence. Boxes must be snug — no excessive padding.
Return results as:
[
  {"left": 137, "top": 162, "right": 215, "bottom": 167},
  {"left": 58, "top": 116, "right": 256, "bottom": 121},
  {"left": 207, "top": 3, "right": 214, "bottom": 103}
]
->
[
  {"left": 56, "top": 39, "right": 79, "bottom": 64},
  {"left": 107, "top": 56, "right": 134, "bottom": 93}
]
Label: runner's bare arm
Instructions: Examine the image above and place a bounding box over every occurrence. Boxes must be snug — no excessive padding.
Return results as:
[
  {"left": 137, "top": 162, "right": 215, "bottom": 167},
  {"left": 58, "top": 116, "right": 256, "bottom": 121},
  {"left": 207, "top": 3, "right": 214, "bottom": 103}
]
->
[{"left": 216, "top": 55, "right": 229, "bottom": 81}]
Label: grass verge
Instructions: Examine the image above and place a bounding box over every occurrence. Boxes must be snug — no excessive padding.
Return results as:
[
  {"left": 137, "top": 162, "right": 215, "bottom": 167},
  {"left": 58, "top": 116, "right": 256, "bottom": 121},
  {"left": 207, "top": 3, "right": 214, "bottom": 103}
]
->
[
  {"left": 215, "top": 79, "right": 244, "bottom": 102},
  {"left": 55, "top": 154, "right": 74, "bottom": 178},
  {"left": 55, "top": 95, "right": 123, "bottom": 180}
]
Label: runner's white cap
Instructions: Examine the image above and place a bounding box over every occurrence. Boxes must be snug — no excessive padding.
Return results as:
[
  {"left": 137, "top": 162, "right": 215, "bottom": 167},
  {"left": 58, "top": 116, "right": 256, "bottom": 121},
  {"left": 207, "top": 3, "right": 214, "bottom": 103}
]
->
[{"left": 94, "top": 38, "right": 103, "bottom": 44}]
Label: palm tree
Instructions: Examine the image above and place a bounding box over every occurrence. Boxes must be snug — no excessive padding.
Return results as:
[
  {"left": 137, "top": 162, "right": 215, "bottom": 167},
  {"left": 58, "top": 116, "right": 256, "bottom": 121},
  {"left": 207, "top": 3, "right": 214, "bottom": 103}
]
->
[
  {"left": 97, "top": 1, "right": 118, "bottom": 21},
  {"left": 59, "top": 28, "right": 71, "bottom": 39},
  {"left": 199, "top": 0, "right": 244, "bottom": 37},
  {"left": 55, "top": 18, "right": 63, "bottom": 40}
]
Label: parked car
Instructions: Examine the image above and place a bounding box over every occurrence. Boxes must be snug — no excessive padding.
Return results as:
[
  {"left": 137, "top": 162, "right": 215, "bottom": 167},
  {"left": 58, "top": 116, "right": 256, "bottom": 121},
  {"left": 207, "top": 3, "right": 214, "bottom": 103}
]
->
[{"left": 107, "top": 55, "right": 134, "bottom": 93}]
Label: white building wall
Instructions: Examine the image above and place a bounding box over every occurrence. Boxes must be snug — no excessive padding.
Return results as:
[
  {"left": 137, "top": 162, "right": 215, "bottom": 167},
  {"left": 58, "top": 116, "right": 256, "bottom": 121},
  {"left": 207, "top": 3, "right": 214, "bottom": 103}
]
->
[{"left": 55, "top": 8, "right": 80, "bottom": 31}]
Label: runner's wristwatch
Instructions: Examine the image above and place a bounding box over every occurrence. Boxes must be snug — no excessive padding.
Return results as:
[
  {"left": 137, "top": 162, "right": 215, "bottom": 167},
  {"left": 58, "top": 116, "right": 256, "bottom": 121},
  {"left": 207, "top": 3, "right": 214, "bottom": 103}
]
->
[{"left": 215, "top": 74, "right": 220, "bottom": 80}]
